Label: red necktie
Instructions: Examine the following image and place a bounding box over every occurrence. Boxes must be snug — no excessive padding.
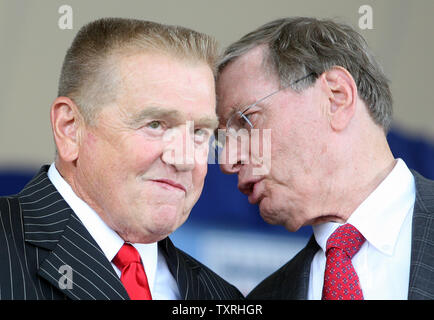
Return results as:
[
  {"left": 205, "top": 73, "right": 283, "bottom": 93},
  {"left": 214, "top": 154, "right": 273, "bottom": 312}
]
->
[
  {"left": 322, "top": 224, "right": 365, "bottom": 300},
  {"left": 112, "top": 243, "right": 152, "bottom": 300}
]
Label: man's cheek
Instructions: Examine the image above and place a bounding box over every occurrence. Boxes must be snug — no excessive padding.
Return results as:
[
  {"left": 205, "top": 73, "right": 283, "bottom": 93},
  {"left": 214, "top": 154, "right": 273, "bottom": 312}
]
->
[{"left": 194, "top": 145, "right": 210, "bottom": 166}]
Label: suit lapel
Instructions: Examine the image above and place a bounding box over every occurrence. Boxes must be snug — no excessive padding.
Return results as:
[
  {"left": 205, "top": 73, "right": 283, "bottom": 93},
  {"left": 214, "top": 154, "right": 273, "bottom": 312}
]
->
[
  {"left": 159, "top": 237, "right": 201, "bottom": 300},
  {"left": 297, "top": 235, "right": 319, "bottom": 299},
  {"left": 408, "top": 171, "right": 434, "bottom": 299},
  {"left": 283, "top": 235, "right": 319, "bottom": 299},
  {"left": 21, "top": 166, "right": 129, "bottom": 300}
]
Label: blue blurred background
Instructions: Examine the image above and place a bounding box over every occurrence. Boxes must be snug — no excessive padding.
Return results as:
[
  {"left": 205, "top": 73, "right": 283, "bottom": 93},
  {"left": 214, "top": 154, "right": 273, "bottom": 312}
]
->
[{"left": 1, "top": 128, "right": 433, "bottom": 295}]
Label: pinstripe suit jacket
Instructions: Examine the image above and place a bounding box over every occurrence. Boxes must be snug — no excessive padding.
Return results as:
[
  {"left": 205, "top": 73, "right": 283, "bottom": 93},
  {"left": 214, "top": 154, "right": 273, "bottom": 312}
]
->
[
  {"left": 0, "top": 166, "right": 244, "bottom": 300},
  {"left": 248, "top": 171, "right": 434, "bottom": 300}
]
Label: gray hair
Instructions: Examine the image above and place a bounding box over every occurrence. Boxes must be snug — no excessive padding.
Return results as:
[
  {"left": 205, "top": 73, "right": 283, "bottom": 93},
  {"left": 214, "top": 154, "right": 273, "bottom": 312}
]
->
[
  {"left": 58, "top": 17, "right": 218, "bottom": 124},
  {"left": 218, "top": 17, "right": 393, "bottom": 132}
]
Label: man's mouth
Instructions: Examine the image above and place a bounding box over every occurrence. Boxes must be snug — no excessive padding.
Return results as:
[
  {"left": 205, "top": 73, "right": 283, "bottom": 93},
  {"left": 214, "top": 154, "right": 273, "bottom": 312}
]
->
[
  {"left": 239, "top": 178, "right": 264, "bottom": 204},
  {"left": 247, "top": 180, "right": 265, "bottom": 204},
  {"left": 150, "top": 179, "right": 187, "bottom": 193}
]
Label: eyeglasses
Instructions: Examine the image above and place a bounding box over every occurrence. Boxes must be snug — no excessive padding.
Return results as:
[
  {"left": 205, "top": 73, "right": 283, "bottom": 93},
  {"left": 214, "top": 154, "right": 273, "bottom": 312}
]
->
[{"left": 225, "top": 72, "right": 317, "bottom": 135}]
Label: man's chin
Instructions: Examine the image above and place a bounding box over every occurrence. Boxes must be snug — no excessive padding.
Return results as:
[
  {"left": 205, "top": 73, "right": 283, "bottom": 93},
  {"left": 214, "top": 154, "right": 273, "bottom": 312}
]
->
[
  {"left": 259, "top": 201, "right": 302, "bottom": 232},
  {"left": 148, "top": 207, "right": 190, "bottom": 240},
  {"left": 120, "top": 209, "right": 189, "bottom": 244},
  {"left": 258, "top": 201, "right": 281, "bottom": 226},
  {"left": 125, "top": 224, "right": 177, "bottom": 244}
]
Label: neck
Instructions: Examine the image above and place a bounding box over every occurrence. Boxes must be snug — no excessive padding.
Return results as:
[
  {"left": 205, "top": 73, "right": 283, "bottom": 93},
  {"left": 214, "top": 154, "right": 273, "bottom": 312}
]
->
[
  {"left": 54, "top": 159, "right": 97, "bottom": 212},
  {"left": 313, "top": 131, "right": 396, "bottom": 225},
  {"left": 54, "top": 159, "right": 75, "bottom": 189}
]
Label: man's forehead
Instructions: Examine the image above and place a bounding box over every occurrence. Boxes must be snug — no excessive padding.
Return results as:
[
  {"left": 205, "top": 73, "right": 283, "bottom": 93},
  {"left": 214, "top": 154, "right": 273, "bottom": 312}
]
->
[
  {"left": 220, "top": 47, "right": 266, "bottom": 82},
  {"left": 118, "top": 51, "right": 214, "bottom": 89},
  {"left": 216, "top": 47, "right": 277, "bottom": 120},
  {"left": 113, "top": 52, "right": 217, "bottom": 118}
]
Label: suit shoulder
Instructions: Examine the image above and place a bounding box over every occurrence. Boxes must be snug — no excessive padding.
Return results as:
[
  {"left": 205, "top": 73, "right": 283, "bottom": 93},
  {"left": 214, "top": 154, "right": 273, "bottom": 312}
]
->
[
  {"left": 0, "top": 195, "right": 27, "bottom": 280},
  {"left": 413, "top": 170, "right": 434, "bottom": 214},
  {"left": 0, "top": 195, "right": 22, "bottom": 228},
  {"left": 413, "top": 170, "right": 434, "bottom": 191},
  {"left": 0, "top": 195, "right": 24, "bottom": 243},
  {"left": 0, "top": 194, "right": 15, "bottom": 206}
]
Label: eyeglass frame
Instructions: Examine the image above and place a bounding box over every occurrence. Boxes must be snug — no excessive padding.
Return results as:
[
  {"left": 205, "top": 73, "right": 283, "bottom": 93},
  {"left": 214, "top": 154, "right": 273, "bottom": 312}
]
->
[{"left": 225, "top": 72, "right": 317, "bottom": 133}]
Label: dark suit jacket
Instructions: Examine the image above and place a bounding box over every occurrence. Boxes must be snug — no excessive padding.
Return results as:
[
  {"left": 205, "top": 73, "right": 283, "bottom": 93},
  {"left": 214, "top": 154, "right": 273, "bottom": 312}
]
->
[
  {"left": 248, "top": 171, "right": 434, "bottom": 300},
  {"left": 0, "top": 166, "right": 244, "bottom": 300}
]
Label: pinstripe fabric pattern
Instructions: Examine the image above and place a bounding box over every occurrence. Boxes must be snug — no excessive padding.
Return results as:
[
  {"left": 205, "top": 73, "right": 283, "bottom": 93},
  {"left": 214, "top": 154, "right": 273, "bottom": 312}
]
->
[
  {"left": 159, "top": 237, "right": 243, "bottom": 300},
  {"left": 0, "top": 166, "right": 243, "bottom": 300},
  {"left": 248, "top": 171, "right": 434, "bottom": 300}
]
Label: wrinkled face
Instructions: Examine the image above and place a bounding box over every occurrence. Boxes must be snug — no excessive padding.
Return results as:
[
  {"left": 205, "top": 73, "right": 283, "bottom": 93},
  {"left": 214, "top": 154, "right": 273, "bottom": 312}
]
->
[
  {"left": 75, "top": 52, "right": 217, "bottom": 243},
  {"left": 217, "top": 47, "right": 332, "bottom": 232}
]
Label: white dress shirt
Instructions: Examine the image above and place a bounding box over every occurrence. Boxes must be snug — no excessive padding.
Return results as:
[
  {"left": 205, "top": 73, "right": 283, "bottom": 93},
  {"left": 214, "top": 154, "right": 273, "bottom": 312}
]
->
[
  {"left": 47, "top": 163, "right": 180, "bottom": 300},
  {"left": 308, "top": 158, "right": 415, "bottom": 300}
]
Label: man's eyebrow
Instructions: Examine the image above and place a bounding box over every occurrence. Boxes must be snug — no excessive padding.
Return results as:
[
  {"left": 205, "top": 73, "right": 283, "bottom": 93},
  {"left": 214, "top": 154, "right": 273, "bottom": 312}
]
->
[
  {"left": 128, "top": 106, "right": 181, "bottom": 127},
  {"left": 128, "top": 106, "right": 218, "bottom": 129},
  {"left": 194, "top": 116, "right": 219, "bottom": 130}
]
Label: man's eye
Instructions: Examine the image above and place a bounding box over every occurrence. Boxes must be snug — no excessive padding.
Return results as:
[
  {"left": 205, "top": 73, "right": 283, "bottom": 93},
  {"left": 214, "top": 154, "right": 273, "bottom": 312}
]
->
[
  {"left": 239, "top": 113, "right": 254, "bottom": 128},
  {"left": 194, "top": 128, "right": 206, "bottom": 136},
  {"left": 147, "top": 120, "right": 162, "bottom": 129},
  {"left": 194, "top": 128, "right": 210, "bottom": 144}
]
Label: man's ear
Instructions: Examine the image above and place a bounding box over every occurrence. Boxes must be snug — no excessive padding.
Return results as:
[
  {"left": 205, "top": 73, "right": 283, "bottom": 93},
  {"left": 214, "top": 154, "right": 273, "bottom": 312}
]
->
[
  {"left": 50, "top": 97, "right": 84, "bottom": 162},
  {"left": 321, "top": 66, "right": 357, "bottom": 132}
]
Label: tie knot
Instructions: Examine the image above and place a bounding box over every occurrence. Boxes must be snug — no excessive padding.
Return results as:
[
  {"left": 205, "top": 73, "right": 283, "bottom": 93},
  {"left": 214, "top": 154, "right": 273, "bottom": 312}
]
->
[
  {"left": 326, "top": 224, "right": 365, "bottom": 259},
  {"left": 112, "top": 243, "right": 142, "bottom": 270}
]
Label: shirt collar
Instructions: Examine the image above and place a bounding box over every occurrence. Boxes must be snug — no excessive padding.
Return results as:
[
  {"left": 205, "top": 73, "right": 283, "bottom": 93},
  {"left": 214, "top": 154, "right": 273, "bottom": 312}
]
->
[
  {"left": 47, "top": 163, "right": 158, "bottom": 290},
  {"left": 313, "top": 158, "right": 415, "bottom": 256}
]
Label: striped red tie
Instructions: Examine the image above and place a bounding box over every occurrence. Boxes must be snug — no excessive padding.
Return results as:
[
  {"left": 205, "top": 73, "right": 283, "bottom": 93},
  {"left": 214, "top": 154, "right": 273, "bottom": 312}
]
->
[
  {"left": 322, "top": 224, "right": 365, "bottom": 300},
  {"left": 112, "top": 243, "right": 152, "bottom": 300}
]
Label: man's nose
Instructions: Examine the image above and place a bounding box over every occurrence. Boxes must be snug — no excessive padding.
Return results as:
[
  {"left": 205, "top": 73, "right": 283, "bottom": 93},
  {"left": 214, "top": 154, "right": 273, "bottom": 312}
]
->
[
  {"left": 162, "top": 125, "right": 196, "bottom": 171},
  {"left": 219, "top": 133, "right": 250, "bottom": 174}
]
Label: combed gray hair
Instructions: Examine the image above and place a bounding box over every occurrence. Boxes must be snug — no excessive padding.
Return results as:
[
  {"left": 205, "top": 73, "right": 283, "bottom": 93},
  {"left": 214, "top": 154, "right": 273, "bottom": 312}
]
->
[
  {"left": 218, "top": 17, "right": 393, "bottom": 132},
  {"left": 58, "top": 17, "right": 218, "bottom": 124}
]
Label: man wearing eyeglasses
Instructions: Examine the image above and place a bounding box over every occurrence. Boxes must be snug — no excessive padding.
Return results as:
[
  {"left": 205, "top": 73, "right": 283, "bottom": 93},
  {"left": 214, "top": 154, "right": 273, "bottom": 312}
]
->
[{"left": 216, "top": 17, "right": 434, "bottom": 300}]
